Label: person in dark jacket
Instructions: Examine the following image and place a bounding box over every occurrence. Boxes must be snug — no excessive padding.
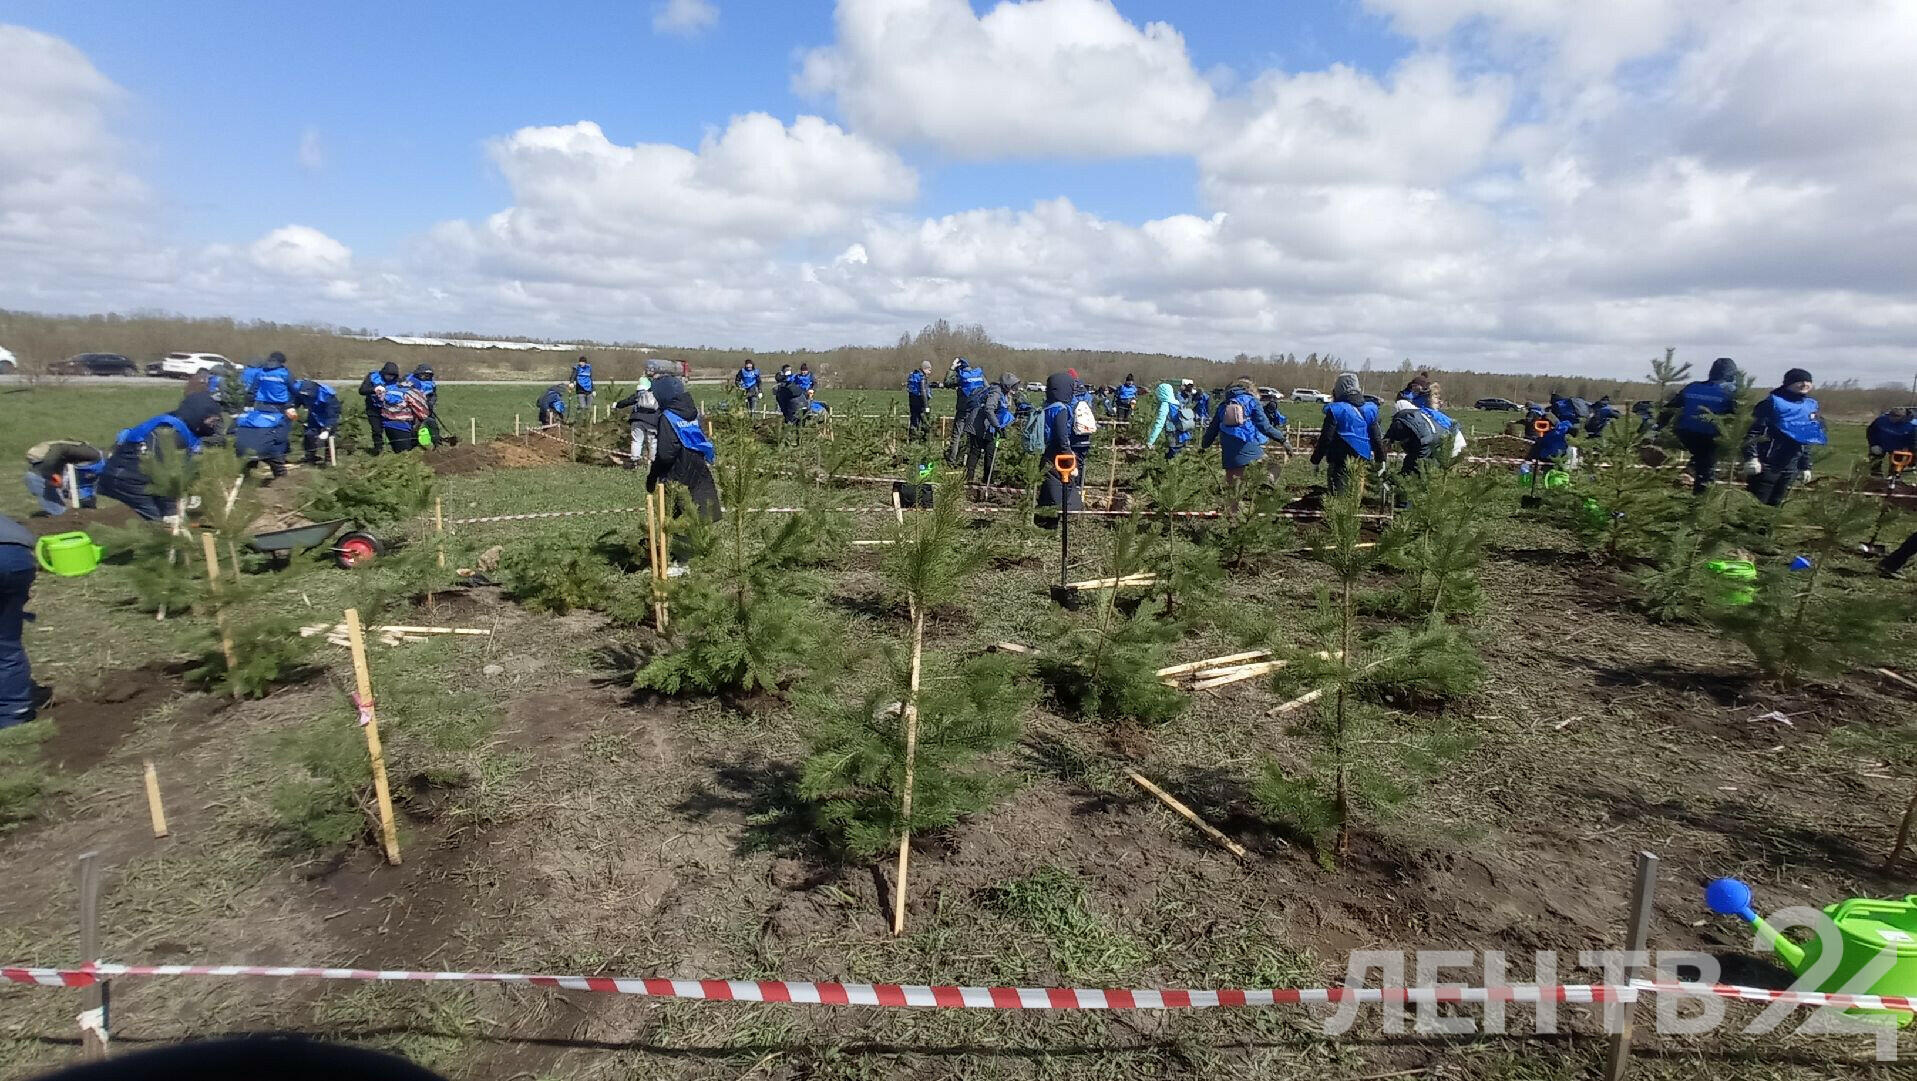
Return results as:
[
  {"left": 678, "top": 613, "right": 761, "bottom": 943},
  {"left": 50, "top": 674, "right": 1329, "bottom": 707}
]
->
[
  {"left": 944, "top": 356, "right": 986, "bottom": 464},
  {"left": 615, "top": 377, "right": 660, "bottom": 465},
  {"left": 1658, "top": 356, "right": 1740, "bottom": 493},
  {"left": 1398, "top": 373, "right": 1457, "bottom": 435},
  {"left": 358, "top": 362, "right": 401, "bottom": 454},
  {"left": 1741, "top": 368, "right": 1826, "bottom": 506},
  {"left": 293, "top": 379, "right": 342, "bottom": 465},
  {"left": 97, "top": 394, "right": 224, "bottom": 520},
  {"left": 1585, "top": 396, "right": 1622, "bottom": 436},
  {"left": 734, "top": 359, "right": 762, "bottom": 414},
  {"left": 536, "top": 384, "right": 567, "bottom": 426},
  {"left": 1881, "top": 530, "right": 1917, "bottom": 579},
  {"left": 644, "top": 360, "right": 721, "bottom": 533},
  {"left": 1866, "top": 406, "right": 1917, "bottom": 474},
  {"left": 572, "top": 356, "right": 595, "bottom": 412},
  {"left": 964, "top": 373, "right": 1019, "bottom": 485},
  {"left": 378, "top": 381, "right": 431, "bottom": 452},
  {"left": 773, "top": 364, "right": 802, "bottom": 427},
  {"left": 231, "top": 406, "right": 292, "bottom": 482},
  {"left": 1114, "top": 375, "right": 1139, "bottom": 421},
  {"left": 22, "top": 440, "right": 104, "bottom": 515},
  {"left": 1632, "top": 399, "right": 1656, "bottom": 435},
  {"left": 1203, "top": 379, "right": 1287, "bottom": 501},
  {"left": 1035, "top": 371, "right": 1084, "bottom": 523},
  {"left": 1309, "top": 373, "right": 1382, "bottom": 495},
  {"left": 1386, "top": 399, "right": 1443, "bottom": 505},
  {"left": 0, "top": 513, "right": 48, "bottom": 727},
  {"left": 906, "top": 360, "right": 933, "bottom": 437}
]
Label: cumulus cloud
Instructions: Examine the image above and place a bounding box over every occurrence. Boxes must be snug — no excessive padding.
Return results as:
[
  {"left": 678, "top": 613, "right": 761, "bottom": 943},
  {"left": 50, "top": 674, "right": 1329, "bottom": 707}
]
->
[
  {"left": 653, "top": 0, "right": 718, "bottom": 37},
  {"left": 797, "top": 0, "right": 1216, "bottom": 158},
  {"left": 249, "top": 225, "right": 352, "bottom": 278}
]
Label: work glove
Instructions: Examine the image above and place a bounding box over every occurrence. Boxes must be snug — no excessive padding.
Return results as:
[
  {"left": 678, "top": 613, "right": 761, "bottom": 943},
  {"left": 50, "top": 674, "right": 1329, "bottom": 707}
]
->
[
  {"left": 317, "top": 429, "right": 331, "bottom": 441},
  {"left": 1870, "top": 445, "right": 1885, "bottom": 457},
  {"left": 1800, "top": 470, "right": 1813, "bottom": 484},
  {"left": 1741, "top": 457, "right": 1762, "bottom": 477}
]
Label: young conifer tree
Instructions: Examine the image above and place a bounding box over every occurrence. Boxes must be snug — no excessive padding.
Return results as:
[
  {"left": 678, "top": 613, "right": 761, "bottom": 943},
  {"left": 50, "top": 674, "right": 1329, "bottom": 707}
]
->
[
  {"left": 1637, "top": 481, "right": 1767, "bottom": 622},
  {"left": 1572, "top": 421, "right": 1685, "bottom": 563},
  {"left": 1040, "top": 514, "right": 1186, "bottom": 726},
  {"left": 799, "top": 472, "right": 1028, "bottom": 931},
  {"left": 1387, "top": 454, "right": 1504, "bottom": 627},
  {"left": 634, "top": 436, "right": 838, "bottom": 695},
  {"left": 1136, "top": 451, "right": 1226, "bottom": 616}
]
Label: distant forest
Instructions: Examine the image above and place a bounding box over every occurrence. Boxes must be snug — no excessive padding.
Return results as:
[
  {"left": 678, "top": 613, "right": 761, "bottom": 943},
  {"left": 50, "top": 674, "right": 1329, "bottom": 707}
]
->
[{"left": 4, "top": 309, "right": 1909, "bottom": 417}]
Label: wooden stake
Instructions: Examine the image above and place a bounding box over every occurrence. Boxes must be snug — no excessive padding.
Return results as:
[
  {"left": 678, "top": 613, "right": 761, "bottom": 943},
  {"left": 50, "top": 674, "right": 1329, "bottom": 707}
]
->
[
  {"left": 434, "top": 497, "right": 446, "bottom": 569},
  {"left": 1105, "top": 447, "right": 1117, "bottom": 508},
  {"left": 1125, "top": 769, "right": 1249, "bottom": 859},
  {"left": 892, "top": 608, "right": 925, "bottom": 935},
  {"left": 343, "top": 608, "right": 402, "bottom": 865},
  {"left": 64, "top": 464, "right": 80, "bottom": 509},
  {"left": 157, "top": 514, "right": 185, "bottom": 622},
  {"left": 1156, "top": 650, "right": 1271, "bottom": 678},
  {"left": 1877, "top": 667, "right": 1917, "bottom": 695},
  {"left": 892, "top": 487, "right": 905, "bottom": 526},
  {"left": 470, "top": 417, "right": 477, "bottom": 444},
  {"left": 1186, "top": 661, "right": 1285, "bottom": 691},
  {"left": 1269, "top": 686, "right": 1325, "bottom": 716},
  {"left": 1062, "top": 572, "right": 1157, "bottom": 590},
  {"left": 1602, "top": 851, "right": 1659, "bottom": 1081},
  {"left": 327, "top": 434, "right": 337, "bottom": 466},
  {"left": 198, "top": 533, "right": 238, "bottom": 674},
  {"left": 76, "top": 851, "right": 108, "bottom": 1060},
  {"left": 514, "top": 414, "right": 521, "bottom": 436},
  {"left": 142, "top": 760, "right": 168, "bottom": 838}
]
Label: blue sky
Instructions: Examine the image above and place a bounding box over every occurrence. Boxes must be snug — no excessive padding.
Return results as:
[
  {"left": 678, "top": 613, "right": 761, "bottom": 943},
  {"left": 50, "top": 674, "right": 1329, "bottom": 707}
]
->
[{"left": 1, "top": 1, "right": 1912, "bottom": 382}]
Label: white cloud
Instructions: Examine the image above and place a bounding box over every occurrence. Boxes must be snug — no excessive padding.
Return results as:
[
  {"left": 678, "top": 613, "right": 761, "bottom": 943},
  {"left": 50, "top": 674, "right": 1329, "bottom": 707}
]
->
[
  {"left": 653, "top": 0, "right": 718, "bottom": 37},
  {"left": 298, "top": 126, "right": 324, "bottom": 170},
  {"left": 796, "top": 0, "right": 1216, "bottom": 158},
  {"left": 248, "top": 224, "right": 352, "bottom": 278}
]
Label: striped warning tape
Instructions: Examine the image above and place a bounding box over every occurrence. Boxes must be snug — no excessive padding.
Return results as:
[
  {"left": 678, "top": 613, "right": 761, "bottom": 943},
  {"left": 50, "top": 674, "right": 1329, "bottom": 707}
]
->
[
  {"left": 1630, "top": 979, "right": 1917, "bottom": 1013},
  {"left": 445, "top": 507, "right": 646, "bottom": 525}
]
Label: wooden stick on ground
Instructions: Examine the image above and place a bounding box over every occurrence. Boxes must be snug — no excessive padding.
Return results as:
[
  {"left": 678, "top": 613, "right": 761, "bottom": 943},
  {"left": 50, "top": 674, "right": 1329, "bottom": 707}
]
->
[
  {"left": 344, "top": 608, "right": 402, "bottom": 865},
  {"left": 1269, "top": 686, "right": 1325, "bottom": 716},
  {"left": 892, "top": 607, "right": 926, "bottom": 935},
  {"left": 1187, "top": 660, "right": 1284, "bottom": 691},
  {"left": 1878, "top": 668, "right": 1917, "bottom": 694},
  {"left": 198, "top": 532, "right": 238, "bottom": 674},
  {"left": 1156, "top": 650, "right": 1271, "bottom": 679},
  {"left": 988, "top": 641, "right": 1034, "bottom": 654},
  {"left": 1062, "top": 572, "right": 1158, "bottom": 590},
  {"left": 1125, "top": 769, "right": 1249, "bottom": 859},
  {"left": 142, "top": 759, "right": 168, "bottom": 838}
]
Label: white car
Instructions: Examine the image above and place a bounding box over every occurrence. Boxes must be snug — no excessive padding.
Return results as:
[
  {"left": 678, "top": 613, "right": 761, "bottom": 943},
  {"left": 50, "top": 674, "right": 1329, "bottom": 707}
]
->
[
  {"left": 0, "top": 346, "right": 16, "bottom": 372},
  {"left": 149, "top": 351, "right": 230, "bottom": 378},
  {"left": 1289, "top": 387, "right": 1331, "bottom": 403}
]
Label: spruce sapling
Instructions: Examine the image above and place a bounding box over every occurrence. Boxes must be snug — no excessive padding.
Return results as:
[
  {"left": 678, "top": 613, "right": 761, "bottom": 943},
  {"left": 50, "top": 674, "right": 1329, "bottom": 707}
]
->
[
  {"left": 1572, "top": 421, "right": 1685, "bottom": 563},
  {"left": 1040, "top": 514, "right": 1186, "bottom": 726},
  {"left": 1387, "top": 455, "right": 1503, "bottom": 627},
  {"left": 1638, "top": 482, "right": 1764, "bottom": 622}
]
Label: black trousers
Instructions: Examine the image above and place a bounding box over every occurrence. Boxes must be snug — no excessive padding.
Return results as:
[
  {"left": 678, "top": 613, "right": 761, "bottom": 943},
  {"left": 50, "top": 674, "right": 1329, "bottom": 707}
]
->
[
  {"left": 364, "top": 404, "right": 388, "bottom": 454},
  {"left": 1321, "top": 443, "right": 1359, "bottom": 494},
  {"left": 909, "top": 394, "right": 928, "bottom": 435},
  {"left": 1746, "top": 465, "right": 1801, "bottom": 507},
  {"left": 1035, "top": 464, "right": 1083, "bottom": 526},
  {"left": 1677, "top": 430, "right": 1718, "bottom": 494},
  {"left": 302, "top": 425, "right": 330, "bottom": 464},
  {"left": 1883, "top": 531, "right": 1917, "bottom": 574},
  {"left": 385, "top": 426, "right": 419, "bottom": 453},
  {"left": 963, "top": 431, "right": 999, "bottom": 485},
  {"left": 1116, "top": 402, "right": 1133, "bottom": 421}
]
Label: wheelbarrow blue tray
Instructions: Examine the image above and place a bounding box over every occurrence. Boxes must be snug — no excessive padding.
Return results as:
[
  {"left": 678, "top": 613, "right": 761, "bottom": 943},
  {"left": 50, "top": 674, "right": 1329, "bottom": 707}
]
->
[{"left": 248, "top": 519, "right": 348, "bottom": 553}]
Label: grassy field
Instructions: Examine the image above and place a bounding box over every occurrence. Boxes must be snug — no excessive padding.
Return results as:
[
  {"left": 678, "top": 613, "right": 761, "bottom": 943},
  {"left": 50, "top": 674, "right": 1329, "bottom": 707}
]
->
[{"left": 0, "top": 386, "right": 1911, "bottom": 1078}]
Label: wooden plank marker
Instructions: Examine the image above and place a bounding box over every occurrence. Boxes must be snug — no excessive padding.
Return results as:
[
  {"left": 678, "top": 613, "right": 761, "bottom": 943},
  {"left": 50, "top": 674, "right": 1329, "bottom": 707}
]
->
[
  {"left": 327, "top": 434, "right": 337, "bottom": 466},
  {"left": 893, "top": 603, "right": 926, "bottom": 935},
  {"left": 142, "top": 760, "right": 168, "bottom": 838},
  {"left": 76, "top": 851, "right": 108, "bottom": 1060},
  {"left": 1602, "top": 850, "right": 1659, "bottom": 1081},
  {"left": 64, "top": 464, "right": 80, "bottom": 509},
  {"left": 1126, "top": 769, "right": 1249, "bottom": 859},
  {"left": 343, "top": 608, "right": 403, "bottom": 865},
  {"left": 892, "top": 487, "right": 905, "bottom": 526},
  {"left": 469, "top": 417, "right": 477, "bottom": 444},
  {"left": 197, "top": 532, "right": 238, "bottom": 674},
  {"left": 514, "top": 414, "right": 521, "bottom": 436},
  {"left": 434, "top": 497, "right": 446, "bottom": 569}
]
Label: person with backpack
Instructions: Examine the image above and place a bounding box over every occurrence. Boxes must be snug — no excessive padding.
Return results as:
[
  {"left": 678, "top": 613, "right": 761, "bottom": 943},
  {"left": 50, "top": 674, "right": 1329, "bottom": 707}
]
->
[
  {"left": 615, "top": 375, "right": 660, "bottom": 466},
  {"left": 944, "top": 356, "right": 986, "bottom": 465},
  {"left": 1585, "top": 396, "right": 1622, "bottom": 437},
  {"left": 1035, "top": 371, "right": 1090, "bottom": 522},
  {"left": 405, "top": 364, "right": 444, "bottom": 446},
  {"left": 1741, "top": 367, "right": 1826, "bottom": 506},
  {"left": 1657, "top": 356, "right": 1741, "bottom": 494},
  {"left": 572, "top": 356, "right": 595, "bottom": 413},
  {"left": 963, "top": 373, "right": 1019, "bottom": 485},
  {"left": 734, "top": 359, "right": 762, "bottom": 414},
  {"left": 1398, "top": 373, "right": 1457, "bottom": 435},
  {"left": 378, "top": 379, "right": 431, "bottom": 452},
  {"left": 536, "top": 384, "right": 568, "bottom": 427},
  {"left": 906, "top": 360, "right": 934, "bottom": 437},
  {"left": 1145, "top": 381, "right": 1194, "bottom": 458},
  {"left": 358, "top": 362, "right": 401, "bottom": 455},
  {"left": 231, "top": 405, "right": 293, "bottom": 483},
  {"left": 1385, "top": 399, "right": 1443, "bottom": 507},
  {"left": 1308, "top": 373, "right": 1382, "bottom": 495},
  {"left": 1114, "top": 375, "right": 1140, "bottom": 422},
  {"left": 1202, "top": 378, "right": 1288, "bottom": 505},
  {"left": 644, "top": 359, "right": 721, "bottom": 535},
  {"left": 293, "top": 379, "right": 340, "bottom": 465},
  {"left": 1549, "top": 392, "right": 1590, "bottom": 425},
  {"left": 97, "top": 395, "right": 223, "bottom": 521}
]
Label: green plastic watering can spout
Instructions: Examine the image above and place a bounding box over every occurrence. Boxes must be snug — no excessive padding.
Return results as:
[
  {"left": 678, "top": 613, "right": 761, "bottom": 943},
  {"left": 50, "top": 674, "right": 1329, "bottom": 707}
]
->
[
  {"left": 1752, "top": 916, "right": 1809, "bottom": 972},
  {"left": 1706, "top": 877, "right": 1809, "bottom": 973}
]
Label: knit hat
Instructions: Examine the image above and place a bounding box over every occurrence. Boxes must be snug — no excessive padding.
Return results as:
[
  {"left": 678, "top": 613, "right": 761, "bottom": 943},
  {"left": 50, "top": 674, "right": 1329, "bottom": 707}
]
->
[
  {"left": 1783, "top": 367, "right": 1813, "bottom": 386},
  {"left": 380, "top": 361, "right": 400, "bottom": 378}
]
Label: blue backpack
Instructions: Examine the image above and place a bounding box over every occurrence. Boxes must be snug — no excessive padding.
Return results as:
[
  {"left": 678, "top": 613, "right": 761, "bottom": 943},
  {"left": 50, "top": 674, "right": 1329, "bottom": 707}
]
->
[{"left": 665, "top": 411, "right": 716, "bottom": 463}]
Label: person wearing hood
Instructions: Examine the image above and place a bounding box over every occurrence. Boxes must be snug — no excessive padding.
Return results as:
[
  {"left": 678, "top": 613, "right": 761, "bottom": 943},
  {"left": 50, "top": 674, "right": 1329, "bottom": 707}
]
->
[
  {"left": 1114, "top": 374, "right": 1140, "bottom": 421},
  {"left": 734, "top": 358, "right": 762, "bottom": 414},
  {"left": 1145, "top": 382, "right": 1195, "bottom": 458},
  {"left": 1, "top": 511, "right": 52, "bottom": 728},
  {"left": 1585, "top": 396, "right": 1621, "bottom": 437},
  {"left": 774, "top": 364, "right": 803, "bottom": 427},
  {"left": 358, "top": 362, "right": 402, "bottom": 455},
  {"left": 1741, "top": 368, "right": 1826, "bottom": 506},
  {"left": 405, "top": 365, "right": 444, "bottom": 445},
  {"left": 643, "top": 359, "right": 721, "bottom": 539},
  {"left": 1549, "top": 392, "right": 1589, "bottom": 424},
  {"left": 572, "top": 356, "right": 595, "bottom": 412},
  {"left": 293, "top": 378, "right": 341, "bottom": 465},
  {"left": 1258, "top": 388, "right": 1292, "bottom": 442},
  {"left": 944, "top": 356, "right": 987, "bottom": 465},
  {"left": 906, "top": 360, "right": 934, "bottom": 437},
  {"left": 614, "top": 374, "right": 660, "bottom": 466},
  {"left": 1866, "top": 406, "right": 1917, "bottom": 475},
  {"left": 242, "top": 351, "right": 295, "bottom": 408},
  {"left": 379, "top": 377, "right": 431, "bottom": 452},
  {"left": 231, "top": 405, "right": 293, "bottom": 482},
  {"left": 1203, "top": 378, "right": 1289, "bottom": 504},
  {"left": 536, "top": 384, "right": 568, "bottom": 427},
  {"left": 22, "top": 440, "right": 105, "bottom": 515},
  {"left": 1385, "top": 399, "right": 1443, "bottom": 506},
  {"left": 1398, "top": 373, "right": 1456, "bottom": 434},
  {"left": 97, "top": 394, "right": 224, "bottom": 521},
  {"left": 1658, "top": 357, "right": 1741, "bottom": 494},
  {"left": 1035, "top": 372, "right": 1086, "bottom": 521},
  {"left": 1309, "top": 373, "right": 1383, "bottom": 495},
  {"left": 963, "top": 373, "right": 1020, "bottom": 485}
]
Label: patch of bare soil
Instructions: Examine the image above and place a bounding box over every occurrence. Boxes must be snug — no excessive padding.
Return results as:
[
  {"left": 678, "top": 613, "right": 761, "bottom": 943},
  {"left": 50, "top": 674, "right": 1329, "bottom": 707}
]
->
[
  {"left": 21, "top": 503, "right": 138, "bottom": 536},
  {"left": 40, "top": 662, "right": 204, "bottom": 773}
]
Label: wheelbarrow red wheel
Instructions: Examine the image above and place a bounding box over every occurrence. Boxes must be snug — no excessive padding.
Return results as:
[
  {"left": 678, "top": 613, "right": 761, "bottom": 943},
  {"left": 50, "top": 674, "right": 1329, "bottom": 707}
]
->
[{"left": 334, "top": 531, "right": 384, "bottom": 569}]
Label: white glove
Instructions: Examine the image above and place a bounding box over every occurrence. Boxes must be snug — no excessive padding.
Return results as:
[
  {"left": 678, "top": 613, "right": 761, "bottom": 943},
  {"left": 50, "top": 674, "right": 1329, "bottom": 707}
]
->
[
  {"left": 1741, "top": 457, "right": 1762, "bottom": 477},
  {"left": 1800, "top": 470, "right": 1812, "bottom": 484},
  {"left": 1871, "top": 445, "right": 1885, "bottom": 457},
  {"left": 317, "top": 429, "right": 331, "bottom": 441}
]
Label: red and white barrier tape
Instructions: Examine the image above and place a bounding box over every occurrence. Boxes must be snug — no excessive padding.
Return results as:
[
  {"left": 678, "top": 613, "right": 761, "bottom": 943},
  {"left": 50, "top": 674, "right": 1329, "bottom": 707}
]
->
[{"left": 1630, "top": 979, "right": 1917, "bottom": 1013}]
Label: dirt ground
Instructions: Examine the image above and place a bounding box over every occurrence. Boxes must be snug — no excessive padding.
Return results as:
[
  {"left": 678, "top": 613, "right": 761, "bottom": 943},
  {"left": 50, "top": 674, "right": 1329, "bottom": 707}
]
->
[{"left": 1, "top": 443, "right": 1914, "bottom": 1081}]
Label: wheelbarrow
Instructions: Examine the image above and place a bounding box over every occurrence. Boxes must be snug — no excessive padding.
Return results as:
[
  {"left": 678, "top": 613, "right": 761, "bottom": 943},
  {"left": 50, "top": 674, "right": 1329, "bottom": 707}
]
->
[{"left": 246, "top": 519, "right": 386, "bottom": 569}]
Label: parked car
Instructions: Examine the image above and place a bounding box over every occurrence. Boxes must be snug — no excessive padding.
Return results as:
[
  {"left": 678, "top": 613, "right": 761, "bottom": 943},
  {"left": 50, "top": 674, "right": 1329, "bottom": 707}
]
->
[
  {"left": 0, "top": 346, "right": 16, "bottom": 373},
  {"left": 1474, "top": 396, "right": 1521, "bottom": 411},
  {"left": 147, "top": 351, "right": 231, "bottom": 378},
  {"left": 53, "top": 352, "right": 139, "bottom": 376},
  {"left": 1289, "top": 387, "right": 1331, "bottom": 403},
  {"left": 1024, "top": 381, "right": 1044, "bottom": 392}
]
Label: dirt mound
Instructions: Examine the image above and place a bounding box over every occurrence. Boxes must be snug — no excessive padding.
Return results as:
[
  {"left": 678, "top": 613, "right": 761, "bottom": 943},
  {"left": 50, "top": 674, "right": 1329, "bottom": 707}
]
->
[
  {"left": 426, "top": 442, "right": 503, "bottom": 476},
  {"left": 1473, "top": 434, "right": 1533, "bottom": 458},
  {"left": 21, "top": 504, "right": 138, "bottom": 536},
  {"left": 41, "top": 663, "right": 206, "bottom": 773}
]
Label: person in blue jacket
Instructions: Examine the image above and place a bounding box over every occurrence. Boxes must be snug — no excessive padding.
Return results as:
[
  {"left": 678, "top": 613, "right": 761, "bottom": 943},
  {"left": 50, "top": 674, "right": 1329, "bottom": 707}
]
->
[
  {"left": 1308, "top": 373, "right": 1382, "bottom": 495},
  {"left": 963, "top": 373, "right": 1019, "bottom": 485},
  {"left": 1114, "top": 375, "right": 1140, "bottom": 422},
  {"left": 1657, "top": 356, "right": 1741, "bottom": 493},
  {"left": 0, "top": 512, "right": 50, "bottom": 727},
  {"left": 1035, "top": 371, "right": 1085, "bottom": 522},
  {"left": 734, "top": 359, "right": 762, "bottom": 414},
  {"left": 358, "top": 362, "right": 402, "bottom": 455},
  {"left": 1866, "top": 406, "right": 1916, "bottom": 474},
  {"left": 293, "top": 379, "right": 341, "bottom": 465},
  {"left": 1741, "top": 367, "right": 1826, "bottom": 506},
  {"left": 906, "top": 360, "right": 933, "bottom": 437},
  {"left": 97, "top": 393, "right": 223, "bottom": 520},
  {"left": 1585, "top": 396, "right": 1622, "bottom": 437},
  {"left": 1398, "top": 373, "right": 1456, "bottom": 435},
  {"left": 405, "top": 364, "right": 443, "bottom": 445},
  {"left": 643, "top": 359, "right": 721, "bottom": 537},
  {"left": 794, "top": 363, "right": 815, "bottom": 400},
  {"left": 572, "top": 356, "right": 595, "bottom": 412},
  {"left": 537, "top": 384, "right": 568, "bottom": 426},
  {"left": 1204, "top": 379, "right": 1288, "bottom": 505},
  {"left": 242, "top": 351, "right": 295, "bottom": 408},
  {"left": 1258, "top": 388, "right": 1292, "bottom": 446},
  {"left": 944, "top": 356, "right": 986, "bottom": 465},
  {"left": 1145, "top": 382, "right": 1193, "bottom": 458},
  {"left": 773, "top": 365, "right": 802, "bottom": 427},
  {"left": 231, "top": 406, "right": 292, "bottom": 482}
]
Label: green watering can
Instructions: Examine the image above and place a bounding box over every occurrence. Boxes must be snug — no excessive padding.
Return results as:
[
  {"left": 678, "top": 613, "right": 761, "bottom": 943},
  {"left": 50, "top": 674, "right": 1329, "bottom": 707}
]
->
[
  {"left": 1708, "top": 878, "right": 1917, "bottom": 1026},
  {"left": 35, "top": 532, "right": 104, "bottom": 577},
  {"left": 1519, "top": 465, "right": 1570, "bottom": 490},
  {"left": 1705, "top": 558, "right": 1757, "bottom": 606}
]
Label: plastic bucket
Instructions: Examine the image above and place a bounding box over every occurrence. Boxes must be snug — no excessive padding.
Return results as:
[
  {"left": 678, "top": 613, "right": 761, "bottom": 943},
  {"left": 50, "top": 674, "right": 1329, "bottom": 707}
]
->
[
  {"left": 1802, "top": 895, "right": 1917, "bottom": 1025},
  {"left": 35, "top": 531, "right": 104, "bottom": 577},
  {"left": 1706, "top": 559, "right": 1757, "bottom": 606}
]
